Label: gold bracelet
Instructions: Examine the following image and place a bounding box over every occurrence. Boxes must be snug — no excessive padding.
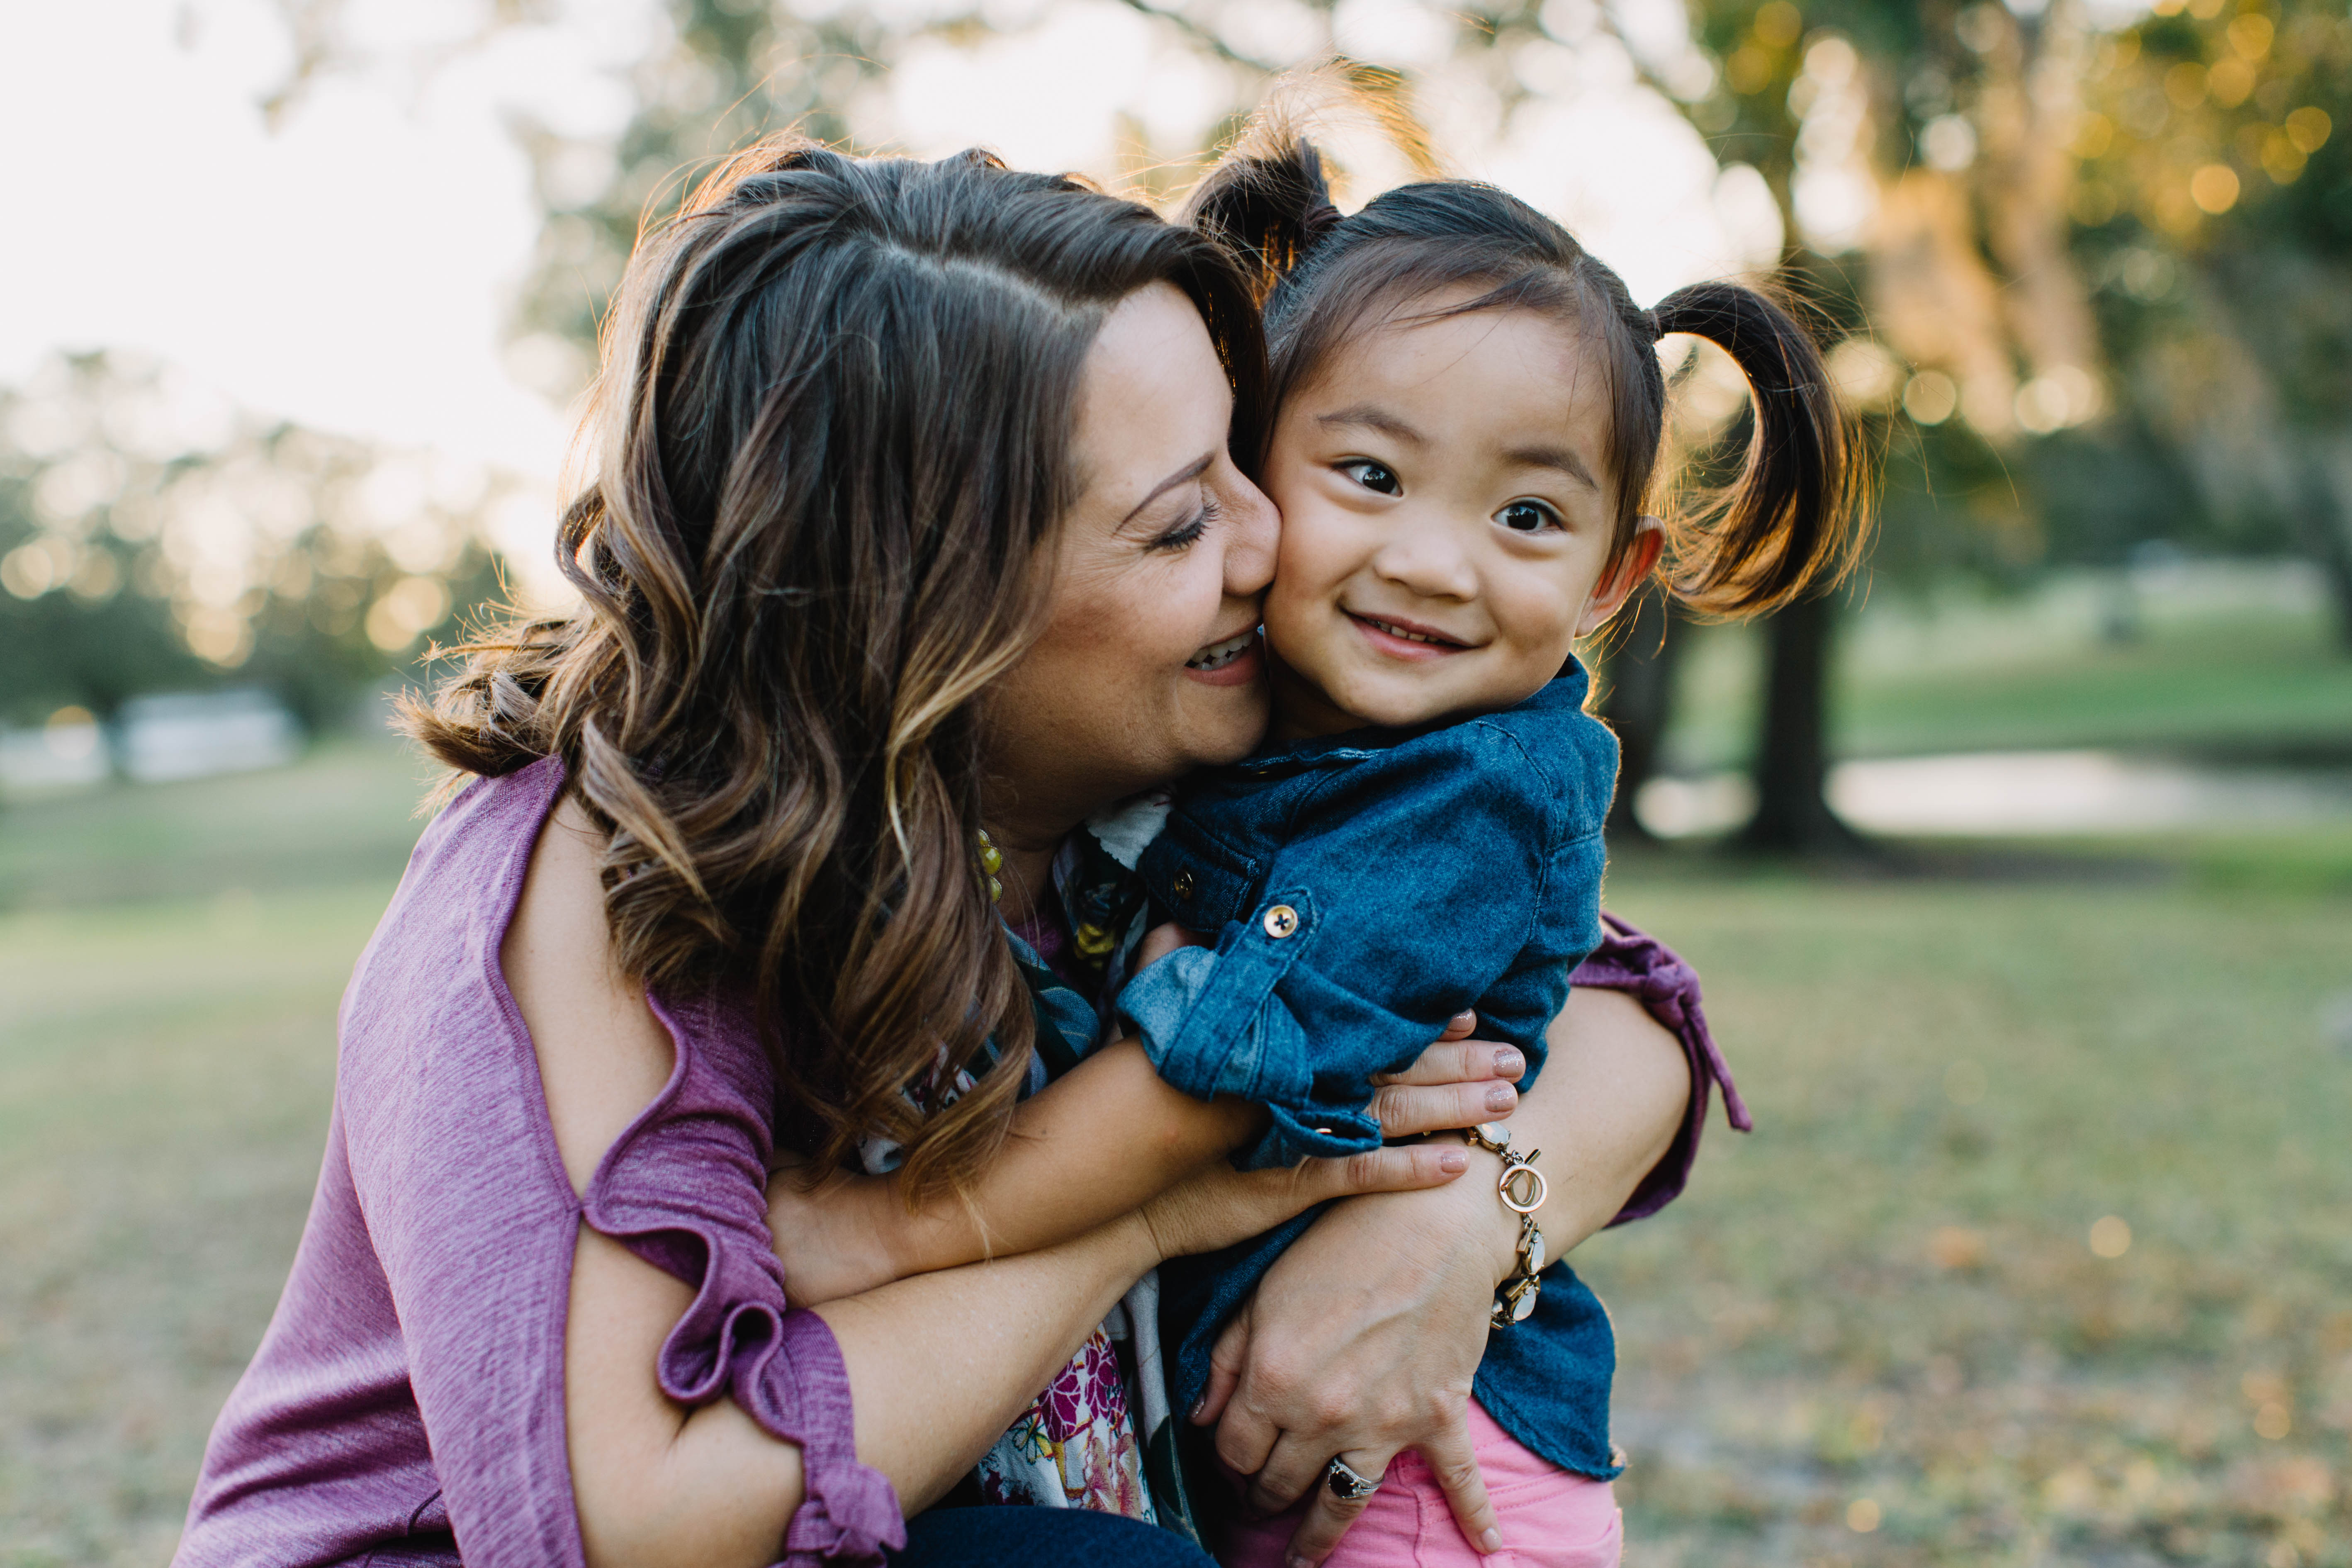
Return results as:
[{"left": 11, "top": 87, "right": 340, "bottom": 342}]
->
[{"left": 1454, "top": 1122, "right": 1548, "bottom": 1329}]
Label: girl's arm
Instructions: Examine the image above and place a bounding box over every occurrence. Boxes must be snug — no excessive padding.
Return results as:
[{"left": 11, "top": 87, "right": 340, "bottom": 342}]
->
[{"left": 1196, "top": 985, "right": 1692, "bottom": 1567}]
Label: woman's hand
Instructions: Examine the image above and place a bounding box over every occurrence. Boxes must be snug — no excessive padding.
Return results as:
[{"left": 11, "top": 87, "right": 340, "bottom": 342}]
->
[
  {"left": 1194, "top": 1142, "right": 1517, "bottom": 1559},
  {"left": 1136, "top": 1140, "right": 1473, "bottom": 1266}
]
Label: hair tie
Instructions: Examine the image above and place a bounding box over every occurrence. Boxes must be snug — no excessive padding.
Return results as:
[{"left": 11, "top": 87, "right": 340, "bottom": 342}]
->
[{"left": 1301, "top": 199, "right": 1342, "bottom": 251}]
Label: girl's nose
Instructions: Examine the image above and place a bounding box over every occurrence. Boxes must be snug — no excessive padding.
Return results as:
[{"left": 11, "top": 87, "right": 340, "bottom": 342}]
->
[{"left": 1371, "top": 516, "right": 1478, "bottom": 602}]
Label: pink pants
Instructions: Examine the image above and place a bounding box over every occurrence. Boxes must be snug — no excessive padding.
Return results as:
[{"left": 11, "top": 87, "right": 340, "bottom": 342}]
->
[{"left": 1218, "top": 1400, "right": 1622, "bottom": 1568}]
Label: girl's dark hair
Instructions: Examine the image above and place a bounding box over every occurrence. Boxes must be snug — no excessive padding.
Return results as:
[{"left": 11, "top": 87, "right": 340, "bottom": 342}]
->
[
  {"left": 404, "top": 136, "right": 1266, "bottom": 1200},
  {"left": 1184, "top": 126, "right": 1865, "bottom": 615}
]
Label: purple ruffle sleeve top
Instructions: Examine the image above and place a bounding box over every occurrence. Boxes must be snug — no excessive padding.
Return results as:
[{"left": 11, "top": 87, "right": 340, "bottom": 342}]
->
[
  {"left": 175, "top": 757, "right": 1740, "bottom": 1567},
  {"left": 175, "top": 758, "right": 902, "bottom": 1568}
]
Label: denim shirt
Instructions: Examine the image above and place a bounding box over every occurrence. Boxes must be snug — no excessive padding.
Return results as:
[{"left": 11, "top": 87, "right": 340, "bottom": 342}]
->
[
  {"left": 1119, "top": 665, "right": 1617, "bottom": 1171},
  {"left": 1116, "top": 663, "right": 1634, "bottom": 1483}
]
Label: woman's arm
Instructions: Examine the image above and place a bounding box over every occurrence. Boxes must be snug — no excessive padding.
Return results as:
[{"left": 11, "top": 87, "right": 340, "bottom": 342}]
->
[
  {"left": 771, "top": 974, "right": 1525, "bottom": 1307},
  {"left": 1196, "top": 986, "right": 1690, "bottom": 1565},
  {"left": 563, "top": 1199, "right": 1156, "bottom": 1564},
  {"left": 514, "top": 802, "right": 1476, "bottom": 1568},
  {"left": 567, "top": 1108, "right": 1475, "bottom": 1567}
]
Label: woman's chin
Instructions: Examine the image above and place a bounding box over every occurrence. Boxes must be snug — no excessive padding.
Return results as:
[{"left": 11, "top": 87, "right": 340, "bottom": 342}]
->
[{"left": 1174, "top": 678, "right": 1270, "bottom": 767}]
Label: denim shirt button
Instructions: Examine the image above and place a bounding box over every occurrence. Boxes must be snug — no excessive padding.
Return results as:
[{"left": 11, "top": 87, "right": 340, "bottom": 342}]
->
[
  {"left": 1262, "top": 904, "right": 1301, "bottom": 939},
  {"left": 1171, "top": 870, "right": 1195, "bottom": 902}
]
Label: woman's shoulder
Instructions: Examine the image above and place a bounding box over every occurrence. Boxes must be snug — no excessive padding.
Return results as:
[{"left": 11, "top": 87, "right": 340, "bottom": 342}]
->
[
  {"left": 342, "top": 758, "right": 776, "bottom": 1200},
  {"left": 504, "top": 793, "right": 780, "bottom": 1198}
]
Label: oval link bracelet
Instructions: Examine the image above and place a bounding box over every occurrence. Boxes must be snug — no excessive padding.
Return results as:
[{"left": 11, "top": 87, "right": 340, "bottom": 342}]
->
[{"left": 1454, "top": 1121, "right": 1549, "bottom": 1329}]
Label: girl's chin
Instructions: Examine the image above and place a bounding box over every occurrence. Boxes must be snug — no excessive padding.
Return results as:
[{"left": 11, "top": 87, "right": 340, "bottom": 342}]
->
[{"left": 1322, "top": 675, "right": 1458, "bottom": 731}]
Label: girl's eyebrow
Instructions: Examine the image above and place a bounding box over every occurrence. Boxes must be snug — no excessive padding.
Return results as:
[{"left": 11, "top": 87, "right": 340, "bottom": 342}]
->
[
  {"left": 1117, "top": 451, "right": 1215, "bottom": 527},
  {"left": 1316, "top": 405, "right": 1424, "bottom": 445},
  {"left": 1503, "top": 442, "right": 1600, "bottom": 492}
]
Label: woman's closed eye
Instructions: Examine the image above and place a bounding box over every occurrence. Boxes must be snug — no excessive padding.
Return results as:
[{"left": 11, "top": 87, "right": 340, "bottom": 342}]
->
[
  {"left": 1495, "top": 498, "right": 1565, "bottom": 534},
  {"left": 1336, "top": 459, "right": 1401, "bottom": 496},
  {"left": 1148, "top": 491, "right": 1221, "bottom": 552}
]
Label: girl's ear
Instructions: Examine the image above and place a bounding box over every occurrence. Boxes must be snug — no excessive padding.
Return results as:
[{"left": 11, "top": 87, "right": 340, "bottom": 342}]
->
[{"left": 1575, "top": 516, "right": 1666, "bottom": 638}]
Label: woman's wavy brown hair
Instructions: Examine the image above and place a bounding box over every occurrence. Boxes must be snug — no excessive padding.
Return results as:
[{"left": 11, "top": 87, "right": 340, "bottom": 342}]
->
[{"left": 405, "top": 137, "right": 1267, "bottom": 1200}]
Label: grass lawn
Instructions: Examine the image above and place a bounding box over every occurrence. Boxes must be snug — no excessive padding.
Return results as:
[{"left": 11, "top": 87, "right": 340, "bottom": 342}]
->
[
  {"left": 1656, "top": 573, "right": 2352, "bottom": 771},
  {"left": 2, "top": 745, "right": 2347, "bottom": 1566},
  {"left": 1587, "top": 866, "right": 2352, "bottom": 1568}
]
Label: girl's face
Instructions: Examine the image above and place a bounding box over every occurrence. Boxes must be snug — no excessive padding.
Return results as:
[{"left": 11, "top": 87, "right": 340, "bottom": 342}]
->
[
  {"left": 1260, "top": 299, "right": 1660, "bottom": 740},
  {"left": 983, "top": 282, "right": 1280, "bottom": 832}
]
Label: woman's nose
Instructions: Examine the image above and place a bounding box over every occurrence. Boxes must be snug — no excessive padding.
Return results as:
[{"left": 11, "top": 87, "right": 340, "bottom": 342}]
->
[{"left": 1221, "top": 468, "right": 1280, "bottom": 600}]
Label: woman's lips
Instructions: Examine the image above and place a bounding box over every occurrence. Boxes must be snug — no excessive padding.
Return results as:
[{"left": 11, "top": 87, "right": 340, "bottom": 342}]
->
[
  {"left": 1347, "top": 611, "right": 1469, "bottom": 662},
  {"left": 1183, "top": 629, "right": 1262, "bottom": 687}
]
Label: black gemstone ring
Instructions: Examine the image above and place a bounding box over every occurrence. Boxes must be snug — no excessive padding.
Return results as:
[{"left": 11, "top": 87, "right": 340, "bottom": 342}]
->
[{"left": 1325, "top": 1456, "right": 1382, "bottom": 1502}]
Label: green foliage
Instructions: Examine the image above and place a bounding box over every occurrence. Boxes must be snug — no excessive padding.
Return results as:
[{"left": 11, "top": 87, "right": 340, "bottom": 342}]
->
[
  {"left": 0, "top": 355, "right": 521, "bottom": 734},
  {"left": 506, "top": 0, "right": 888, "bottom": 400},
  {"left": 0, "top": 473, "right": 212, "bottom": 724},
  {"left": 2071, "top": 1, "right": 2352, "bottom": 550}
]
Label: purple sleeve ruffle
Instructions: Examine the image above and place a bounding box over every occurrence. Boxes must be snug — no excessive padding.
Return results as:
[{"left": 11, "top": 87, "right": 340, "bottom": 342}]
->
[
  {"left": 1569, "top": 912, "right": 1750, "bottom": 1227},
  {"left": 583, "top": 994, "right": 905, "bottom": 1567}
]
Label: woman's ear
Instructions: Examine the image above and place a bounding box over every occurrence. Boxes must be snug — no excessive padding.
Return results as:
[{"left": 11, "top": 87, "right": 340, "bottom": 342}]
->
[{"left": 1574, "top": 516, "right": 1666, "bottom": 638}]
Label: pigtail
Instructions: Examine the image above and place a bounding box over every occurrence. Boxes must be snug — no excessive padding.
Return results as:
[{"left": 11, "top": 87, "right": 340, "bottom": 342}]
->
[
  {"left": 1649, "top": 283, "right": 1866, "bottom": 615},
  {"left": 1180, "top": 136, "right": 1340, "bottom": 308}
]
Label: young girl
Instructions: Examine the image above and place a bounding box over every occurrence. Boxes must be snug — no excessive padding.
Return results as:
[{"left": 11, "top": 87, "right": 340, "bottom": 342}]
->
[{"left": 1109, "top": 135, "right": 1864, "bottom": 1566}]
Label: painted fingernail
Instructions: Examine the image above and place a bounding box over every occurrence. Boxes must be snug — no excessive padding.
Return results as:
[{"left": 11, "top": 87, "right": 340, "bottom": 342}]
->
[
  {"left": 1481, "top": 1527, "right": 1504, "bottom": 1553},
  {"left": 1486, "top": 1084, "right": 1516, "bottom": 1112},
  {"left": 1438, "top": 1148, "right": 1469, "bottom": 1173},
  {"left": 1287, "top": 1556, "right": 1314, "bottom": 1568},
  {"left": 1494, "top": 1047, "right": 1525, "bottom": 1077}
]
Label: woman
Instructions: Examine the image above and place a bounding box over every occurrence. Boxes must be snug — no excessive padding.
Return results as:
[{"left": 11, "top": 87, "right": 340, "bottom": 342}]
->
[{"left": 175, "top": 140, "right": 1717, "bottom": 1568}]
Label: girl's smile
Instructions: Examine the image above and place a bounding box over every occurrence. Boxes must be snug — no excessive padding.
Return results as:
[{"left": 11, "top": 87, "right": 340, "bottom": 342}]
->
[{"left": 1345, "top": 609, "right": 1476, "bottom": 659}]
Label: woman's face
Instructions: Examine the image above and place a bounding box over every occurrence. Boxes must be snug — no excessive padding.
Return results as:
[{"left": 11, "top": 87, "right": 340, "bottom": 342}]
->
[{"left": 983, "top": 282, "right": 1279, "bottom": 833}]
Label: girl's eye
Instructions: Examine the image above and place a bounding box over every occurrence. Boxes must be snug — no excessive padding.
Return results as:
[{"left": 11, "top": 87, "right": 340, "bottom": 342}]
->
[
  {"left": 1496, "top": 500, "right": 1564, "bottom": 534},
  {"left": 1338, "top": 460, "right": 1401, "bottom": 496},
  {"left": 1149, "top": 492, "right": 1220, "bottom": 552}
]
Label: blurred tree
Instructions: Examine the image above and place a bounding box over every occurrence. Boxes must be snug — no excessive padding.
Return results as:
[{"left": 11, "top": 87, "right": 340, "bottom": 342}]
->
[
  {"left": 502, "top": 0, "right": 898, "bottom": 404},
  {"left": 317, "top": 0, "right": 2345, "bottom": 855},
  {"left": 1637, "top": 0, "right": 2131, "bottom": 849},
  {"left": 0, "top": 353, "right": 512, "bottom": 740},
  {"left": 2067, "top": 0, "right": 2352, "bottom": 646}
]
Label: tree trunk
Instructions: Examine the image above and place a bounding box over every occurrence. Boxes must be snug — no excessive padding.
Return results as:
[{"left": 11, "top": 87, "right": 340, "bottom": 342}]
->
[
  {"left": 2300, "top": 451, "right": 2352, "bottom": 654},
  {"left": 1599, "top": 588, "right": 1685, "bottom": 841},
  {"left": 1739, "top": 591, "right": 1860, "bottom": 854}
]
